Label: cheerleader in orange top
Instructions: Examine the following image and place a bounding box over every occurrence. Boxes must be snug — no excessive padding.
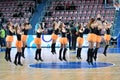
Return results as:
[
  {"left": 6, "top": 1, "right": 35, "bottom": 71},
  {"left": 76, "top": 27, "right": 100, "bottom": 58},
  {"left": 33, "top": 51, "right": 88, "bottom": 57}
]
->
[
  {"left": 14, "top": 24, "right": 23, "bottom": 66},
  {"left": 34, "top": 25, "right": 43, "bottom": 61},
  {"left": 5, "top": 22, "right": 15, "bottom": 62},
  {"left": 93, "top": 16, "right": 103, "bottom": 61},
  {"left": 86, "top": 18, "right": 97, "bottom": 65},
  {"left": 21, "top": 21, "right": 32, "bottom": 58},
  {"left": 76, "top": 23, "right": 84, "bottom": 59},
  {"left": 59, "top": 22, "right": 68, "bottom": 61},
  {"left": 103, "top": 21, "right": 112, "bottom": 56},
  {"left": 51, "top": 21, "right": 59, "bottom": 54}
]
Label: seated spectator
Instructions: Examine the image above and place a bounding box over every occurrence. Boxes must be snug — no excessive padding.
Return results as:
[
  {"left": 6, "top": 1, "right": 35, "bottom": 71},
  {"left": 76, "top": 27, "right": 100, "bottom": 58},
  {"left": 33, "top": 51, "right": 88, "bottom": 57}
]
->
[
  {"left": 0, "top": 12, "right": 3, "bottom": 17},
  {"left": 65, "top": 1, "right": 70, "bottom": 10},
  {"left": 70, "top": 2, "right": 76, "bottom": 10},
  {"left": 45, "top": 11, "right": 52, "bottom": 16},
  {"left": 1, "top": 17, "right": 7, "bottom": 23},
  {"left": 18, "top": 2, "right": 23, "bottom": 7},
  {"left": 18, "top": 12, "right": 24, "bottom": 17},
  {"left": 13, "top": 12, "right": 24, "bottom": 17},
  {"left": 13, "top": 13, "right": 19, "bottom": 17},
  {"left": 29, "top": 4, "right": 35, "bottom": 14},
  {"left": 55, "top": 2, "right": 65, "bottom": 10}
]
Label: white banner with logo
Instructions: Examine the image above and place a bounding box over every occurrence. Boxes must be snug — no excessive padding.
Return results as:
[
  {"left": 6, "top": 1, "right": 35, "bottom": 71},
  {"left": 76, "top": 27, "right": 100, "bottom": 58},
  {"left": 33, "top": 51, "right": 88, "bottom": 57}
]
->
[{"left": 12, "top": 35, "right": 88, "bottom": 47}]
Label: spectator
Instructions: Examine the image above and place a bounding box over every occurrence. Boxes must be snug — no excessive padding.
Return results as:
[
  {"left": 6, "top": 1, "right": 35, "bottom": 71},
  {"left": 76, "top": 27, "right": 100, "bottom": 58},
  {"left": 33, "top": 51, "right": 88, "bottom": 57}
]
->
[
  {"left": 13, "top": 13, "right": 19, "bottom": 17},
  {"left": 65, "top": 1, "right": 70, "bottom": 10},
  {"left": 18, "top": 12, "right": 24, "bottom": 17},
  {"left": 70, "top": 21, "right": 78, "bottom": 50},
  {"left": 0, "top": 12, "right": 3, "bottom": 17},
  {"left": 0, "top": 26, "right": 6, "bottom": 47},
  {"left": 18, "top": 2, "right": 23, "bottom": 7},
  {"left": 1, "top": 17, "right": 7, "bottom": 23},
  {"left": 66, "top": 22, "right": 72, "bottom": 50},
  {"left": 35, "top": 0, "right": 42, "bottom": 4},
  {"left": 55, "top": 2, "right": 65, "bottom": 10},
  {"left": 70, "top": 2, "right": 76, "bottom": 10},
  {"left": 13, "top": 12, "right": 24, "bottom": 17},
  {"left": 29, "top": 4, "right": 35, "bottom": 14}
]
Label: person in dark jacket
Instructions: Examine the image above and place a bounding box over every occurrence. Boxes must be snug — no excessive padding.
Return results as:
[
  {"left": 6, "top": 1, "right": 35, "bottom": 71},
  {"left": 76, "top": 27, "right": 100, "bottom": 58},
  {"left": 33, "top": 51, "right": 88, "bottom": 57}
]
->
[{"left": 70, "top": 22, "right": 78, "bottom": 50}]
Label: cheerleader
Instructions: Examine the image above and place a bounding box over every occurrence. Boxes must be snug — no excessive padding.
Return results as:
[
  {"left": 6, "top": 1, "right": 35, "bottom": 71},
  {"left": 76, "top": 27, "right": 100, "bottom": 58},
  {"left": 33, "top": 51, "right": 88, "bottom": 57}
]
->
[
  {"left": 51, "top": 21, "right": 59, "bottom": 54},
  {"left": 21, "top": 21, "right": 32, "bottom": 58},
  {"left": 59, "top": 22, "right": 68, "bottom": 61},
  {"left": 76, "top": 23, "right": 84, "bottom": 59},
  {"left": 34, "top": 24, "right": 43, "bottom": 61},
  {"left": 14, "top": 24, "right": 23, "bottom": 66},
  {"left": 93, "top": 17, "right": 102, "bottom": 61},
  {"left": 5, "top": 22, "right": 15, "bottom": 62},
  {"left": 86, "top": 18, "right": 97, "bottom": 65},
  {"left": 103, "top": 21, "right": 112, "bottom": 56}
]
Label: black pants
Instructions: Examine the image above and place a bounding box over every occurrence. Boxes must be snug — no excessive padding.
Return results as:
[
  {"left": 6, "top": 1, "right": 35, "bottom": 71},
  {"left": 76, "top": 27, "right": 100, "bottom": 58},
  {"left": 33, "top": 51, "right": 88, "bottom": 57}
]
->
[
  {"left": 0, "top": 37, "right": 6, "bottom": 47},
  {"left": 67, "top": 35, "right": 72, "bottom": 50},
  {"left": 71, "top": 36, "right": 77, "bottom": 50}
]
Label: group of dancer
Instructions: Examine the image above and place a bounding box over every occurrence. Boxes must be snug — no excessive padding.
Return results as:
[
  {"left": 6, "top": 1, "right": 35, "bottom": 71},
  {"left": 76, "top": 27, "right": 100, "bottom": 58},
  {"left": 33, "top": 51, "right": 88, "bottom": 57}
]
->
[
  {"left": 4, "top": 14, "right": 112, "bottom": 66},
  {"left": 50, "top": 14, "right": 112, "bottom": 65},
  {"left": 5, "top": 21, "right": 31, "bottom": 66},
  {"left": 86, "top": 14, "right": 111, "bottom": 65}
]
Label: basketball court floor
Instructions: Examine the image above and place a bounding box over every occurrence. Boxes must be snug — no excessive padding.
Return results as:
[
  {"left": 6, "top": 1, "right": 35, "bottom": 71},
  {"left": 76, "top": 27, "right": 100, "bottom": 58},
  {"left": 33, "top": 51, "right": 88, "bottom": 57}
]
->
[{"left": 0, "top": 48, "right": 120, "bottom": 80}]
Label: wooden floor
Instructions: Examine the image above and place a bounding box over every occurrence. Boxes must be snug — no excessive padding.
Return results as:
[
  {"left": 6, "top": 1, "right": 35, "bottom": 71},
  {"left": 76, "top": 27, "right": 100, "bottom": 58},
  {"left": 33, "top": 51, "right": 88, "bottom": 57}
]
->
[{"left": 0, "top": 48, "right": 120, "bottom": 80}]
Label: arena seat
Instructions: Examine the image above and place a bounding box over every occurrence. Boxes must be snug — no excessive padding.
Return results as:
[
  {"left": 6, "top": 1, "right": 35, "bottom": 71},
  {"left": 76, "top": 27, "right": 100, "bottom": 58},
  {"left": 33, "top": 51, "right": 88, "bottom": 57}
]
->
[
  {"left": 44, "top": 0, "right": 115, "bottom": 27},
  {"left": 0, "top": 0, "right": 35, "bottom": 24}
]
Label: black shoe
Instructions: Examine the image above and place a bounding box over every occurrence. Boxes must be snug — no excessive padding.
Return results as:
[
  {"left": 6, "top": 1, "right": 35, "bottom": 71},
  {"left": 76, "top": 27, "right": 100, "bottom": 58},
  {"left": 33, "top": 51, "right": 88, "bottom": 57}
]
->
[
  {"left": 93, "top": 57, "right": 97, "bottom": 61},
  {"left": 22, "top": 56, "right": 25, "bottom": 58},
  {"left": 63, "top": 58, "right": 67, "bottom": 61},
  {"left": 51, "top": 51, "right": 55, "bottom": 55},
  {"left": 76, "top": 56, "right": 82, "bottom": 60},
  {"left": 79, "top": 56, "right": 82, "bottom": 59},
  {"left": 90, "top": 61, "right": 93, "bottom": 65},
  {"left": 86, "top": 60, "right": 90, "bottom": 65},
  {"left": 39, "top": 58, "right": 43, "bottom": 61},
  {"left": 5, "top": 57, "right": 8, "bottom": 61},
  {"left": 14, "top": 61, "right": 17, "bottom": 66},
  {"left": 103, "top": 45, "right": 108, "bottom": 56},
  {"left": 22, "top": 54, "right": 25, "bottom": 58},
  {"left": 18, "top": 63, "right": 23, "bottom": 66},
  {"left": 76, "top": 56, "right": 79, "bottom": 59},
  {"left": 35, "top": 58, "right": 39, "bottom": 61},
  {"left": 59, "top": 57, "right": 62, "bottom": 61},
  {"left": 103, "top": 51, "right": 107, "bottom": 56},
  {"left": 51, "top": 50, "right": 56, "bottom": 55},
  {"left": 54, "top": 51, "right": 56, "bottom": 54},
  {"left": 76, "top": 56, "right": 80, "bottom": 60},
  {"left": 8, "top": 58, "right": 12, "bottom": 62}
]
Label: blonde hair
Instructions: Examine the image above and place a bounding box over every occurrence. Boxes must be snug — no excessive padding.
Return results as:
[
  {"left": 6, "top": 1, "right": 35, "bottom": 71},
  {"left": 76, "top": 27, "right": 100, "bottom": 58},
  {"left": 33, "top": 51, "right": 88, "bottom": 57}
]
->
[
  {"left": 87, "top": 18, "right": 95, "bottom": 28},
  {"left": 53, "top": 21, "right": 58, "bottom": 29},
  {"left": 7, "top": 22, "right": 12, "bottom": 28},
  {"left": 14, "top": 23, "right": 19, "bottom": 34},
  {"left": 59, "top": 22, "right": 64, "bottom": 31},
  {"left": 78, "top": 24, "right": 82, "bottom": 30}
]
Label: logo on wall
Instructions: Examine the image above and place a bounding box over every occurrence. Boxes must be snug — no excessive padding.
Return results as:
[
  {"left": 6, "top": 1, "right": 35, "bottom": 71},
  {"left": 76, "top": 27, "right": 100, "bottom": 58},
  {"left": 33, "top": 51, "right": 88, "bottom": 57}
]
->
[{"left": 42, "top": 35, "right": 52, "bottom": 42}]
